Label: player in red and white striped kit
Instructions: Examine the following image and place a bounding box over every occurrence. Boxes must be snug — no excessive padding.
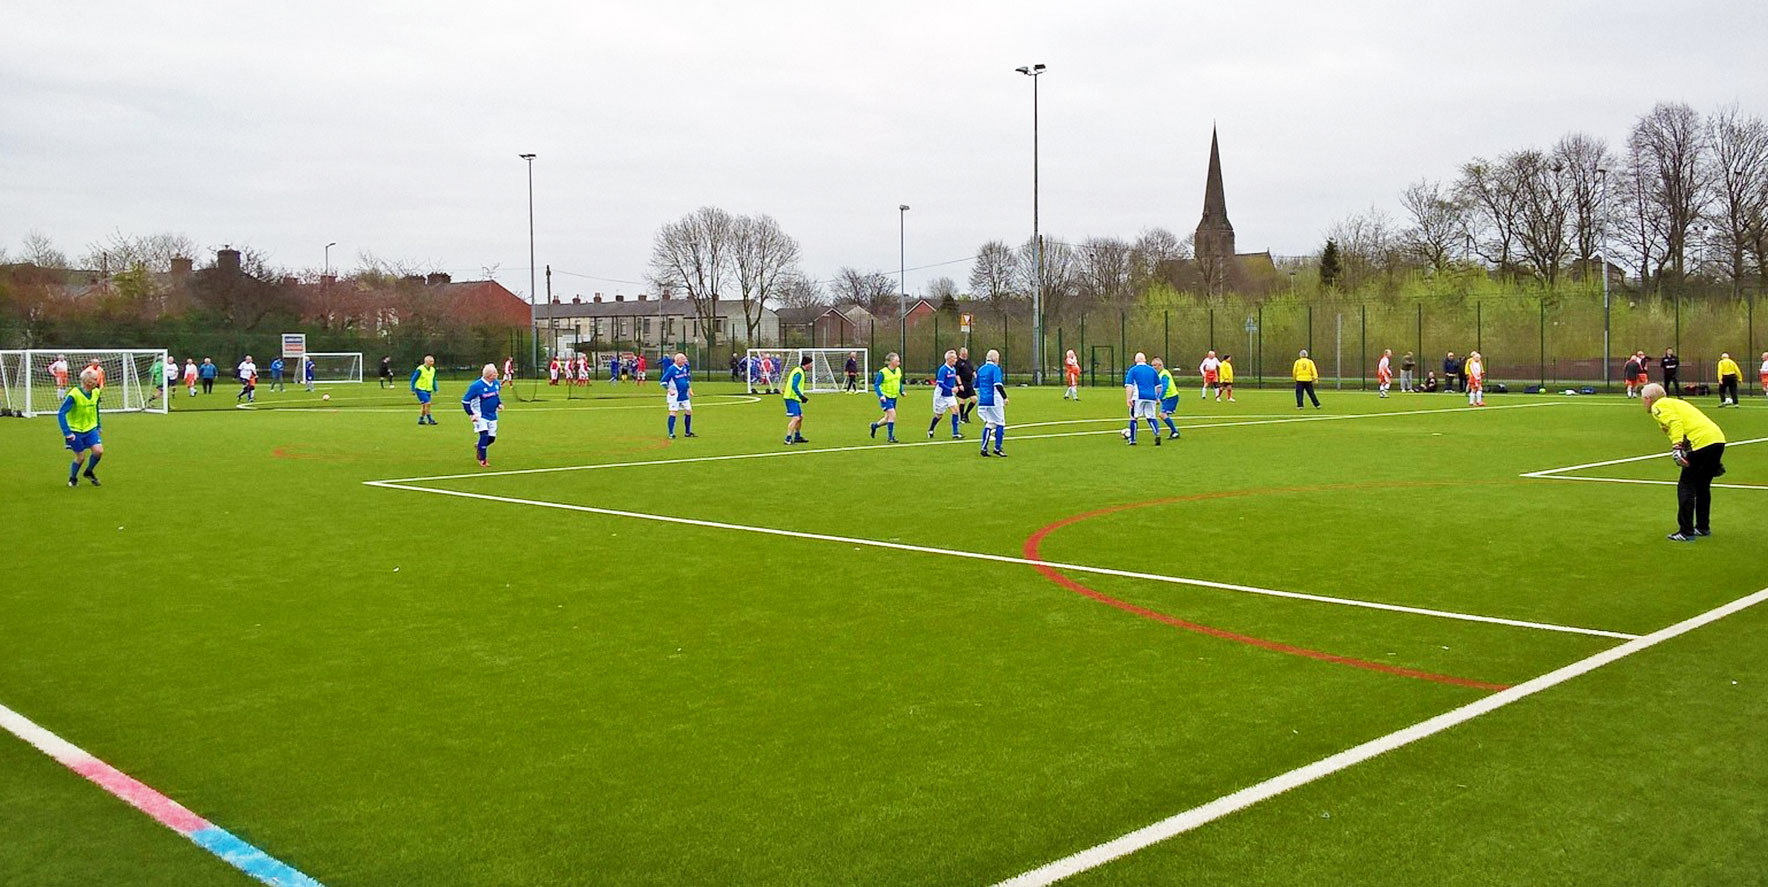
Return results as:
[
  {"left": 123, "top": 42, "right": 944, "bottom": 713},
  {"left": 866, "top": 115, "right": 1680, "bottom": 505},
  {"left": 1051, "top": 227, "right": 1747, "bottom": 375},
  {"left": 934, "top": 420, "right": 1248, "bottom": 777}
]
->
[
  {"left": 1465, "top": 351, "right": 1486, "bottom": 406},
  {"left": 1377, "top": 349, "right": 1393, "bottom": 398},
  {"left": 1198, "top": 350, "right": 1221, "bottom": 401}
]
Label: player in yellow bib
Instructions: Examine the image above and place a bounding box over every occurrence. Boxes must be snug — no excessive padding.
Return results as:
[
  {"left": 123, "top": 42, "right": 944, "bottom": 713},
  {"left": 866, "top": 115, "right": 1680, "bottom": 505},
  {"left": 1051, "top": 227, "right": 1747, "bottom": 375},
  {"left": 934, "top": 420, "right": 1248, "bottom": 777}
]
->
[
  {"left": 58, "top": 367, "right": 105, "bottom": 487},
  {"left": 1643, "top": 383, "right": 1725, "bottom": 541},
  {"left": 869, "top": 352, "right": 904, "bottom": 443},
  {"left": 410, "top": 355, "right": 440, "bottom": 425},
  {"left": 782, "top": 355, "right": 811, "bottom": 445}
]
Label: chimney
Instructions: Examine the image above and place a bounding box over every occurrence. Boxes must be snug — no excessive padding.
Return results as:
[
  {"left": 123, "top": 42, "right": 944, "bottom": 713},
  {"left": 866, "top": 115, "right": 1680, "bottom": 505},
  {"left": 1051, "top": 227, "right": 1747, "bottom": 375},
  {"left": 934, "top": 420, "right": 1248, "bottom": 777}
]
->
[
  {"left": 170, "top": 256, "right": 193, "bottom": 280},
  {"left": 281, "top": 275, "right": 299, "bottom": 287},
  {"left": 571, "top": 295, "right": 582, "bottom": 304},
  {"left": 216, "top": 248, "right": 241, "bottom": 276},
  {"left": 614, "top": 293, "right": 625, "bottom": 302},
  {"left": 320, "top": 274, "right": 336, "bottom": 286},
  {"left": 637, "top": 293, "right": 648, "bottom": 302},
  {"left": 592, "top": 294, "right": 603, "bottom": 303},
  {"left": 425, "top": 272, "right": 451, "bottom": 286}
]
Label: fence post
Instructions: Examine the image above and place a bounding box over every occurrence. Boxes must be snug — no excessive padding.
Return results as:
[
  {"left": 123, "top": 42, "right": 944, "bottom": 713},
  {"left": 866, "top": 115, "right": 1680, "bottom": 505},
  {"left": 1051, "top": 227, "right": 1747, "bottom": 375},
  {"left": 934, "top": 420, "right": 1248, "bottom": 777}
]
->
[
  {"left": 1476, "top": 301, "right": 1483, "bottom": 352},
  {"left": 1360, "top": 303, "right": 1367, "bottom": 391},
  {"left": 1163, "top": 310, "right": 1169, "bottom": 364},
  {"left": 1539, "top": 298, "right": 1546, "bottom": 391},
  {"left": 1256, "top": 305, "right": 1264, "bottom": 389},
  {"left": 1079, "top": 315, "right": 1087, "bottom": 389},
  {"left": 1119, "top": 310, "right": 1126, "bottom": 373},
  {"left": 1208, "top": 307, "right": 1215, "bottom": 350},
  {"left": 1056, "top": 326, "right": 1063, "bottom": 378},
  {"left": 1416, "top": 302, "right": 1423, "bottom": 368},
  {"left": 1307, "top": 305, "right": 1314, "bottom": 353}
]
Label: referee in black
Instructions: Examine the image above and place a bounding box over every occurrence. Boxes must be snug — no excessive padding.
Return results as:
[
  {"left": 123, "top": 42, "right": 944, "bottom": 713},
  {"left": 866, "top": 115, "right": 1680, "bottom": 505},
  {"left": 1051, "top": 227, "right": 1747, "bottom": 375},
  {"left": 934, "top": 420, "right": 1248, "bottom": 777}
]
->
[
  {"left": 1660, "top": 348, "right": 1680, "bottom": 396},
  {"left": 954, "top": 346, "right": 977, "bottom": 423}
]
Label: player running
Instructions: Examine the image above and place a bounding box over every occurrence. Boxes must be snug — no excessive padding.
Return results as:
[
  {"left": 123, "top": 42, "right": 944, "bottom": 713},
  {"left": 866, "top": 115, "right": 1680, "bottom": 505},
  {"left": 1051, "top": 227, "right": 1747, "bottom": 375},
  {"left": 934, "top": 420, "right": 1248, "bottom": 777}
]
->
[
  {"left": 410, "top": 355, "right": 440, "bottom": 425},
  {"left": 183, "top": 358, "right": 199, "bottom": 396},
  {"left": 58, "top": 366, "right": 105, "bottom": 488},
  {"left": 461, "top": 363, "right": 503, "bottom": 467},
  {"left": 1124, "top": 353, "right": 1164, "bottom": 446},
  {"left": 1153, "top": 357, "right": 1180, "bottom": 439},
  {"left": 929, "top": 350, "right": 963, "bottom": 439},
  {"left": 661, "top": 352, "right": 696, "bottom": 439},
  {"left": 1377, "top": 348, "right": 1393, "bottom": 398},
  {"left": 1218, "top": 354, "right": 1236, "bottom": 402},
  {"left": 975, "top": 349, "right": 1007, "bottom": 457},
  {"left": 870, "top": 352, "right": 904, "bottom": 443},
  {"left": 783, "top": 354, "right": 811, "bottom": 445},
  {"left": 1199, "top": 350, "right": 1221, "bottom": 400},
  {"left": 1063, "top": 349, "right": 1080, "bottom": 400},
  {"left": 1465, "top": 351, "right": 1486, "bottom": 407},
  {"left": 235, "top": 355, "right": 258, "bottom": 403}
]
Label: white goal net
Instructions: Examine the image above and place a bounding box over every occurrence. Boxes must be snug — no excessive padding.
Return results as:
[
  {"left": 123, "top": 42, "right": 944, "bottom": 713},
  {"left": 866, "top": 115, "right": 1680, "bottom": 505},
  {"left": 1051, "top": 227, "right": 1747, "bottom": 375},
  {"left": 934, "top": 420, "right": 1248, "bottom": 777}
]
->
[
  {"left": 744, "top": 348, "right": 867, "bottom": 394},
  {"left": 305, "top": 352, "right": 364, "bottom": 384},
  {"left": 0, "top": 348, "right": 172, "bottom": 417}
]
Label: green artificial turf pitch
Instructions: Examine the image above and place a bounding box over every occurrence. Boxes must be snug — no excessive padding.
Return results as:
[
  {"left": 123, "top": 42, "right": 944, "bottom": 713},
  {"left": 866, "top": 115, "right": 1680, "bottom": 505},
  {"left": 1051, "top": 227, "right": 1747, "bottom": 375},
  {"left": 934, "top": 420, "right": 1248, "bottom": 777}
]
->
[{"left": 2, "top": 380, "right": 1764, "bottom": 886}]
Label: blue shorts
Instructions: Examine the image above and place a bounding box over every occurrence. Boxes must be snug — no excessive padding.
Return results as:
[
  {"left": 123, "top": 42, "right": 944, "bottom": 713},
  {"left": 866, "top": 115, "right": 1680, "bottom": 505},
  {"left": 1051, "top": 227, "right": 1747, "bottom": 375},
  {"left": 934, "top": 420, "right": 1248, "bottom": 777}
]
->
[
  {"left": 66, "top": 429, "right": 101, "bottom": 452},
  {"left": 415, "top": 390, "right": 432, "bottom": 404},
  {"left": 785, "top": 399, "right": 803, "bottom": 417},
  {"left": 1161, "top": 396, "right": 1179, "bottom": 414},
  {"left": 878, "top": 397, "right": 897, "bottom": 411}
]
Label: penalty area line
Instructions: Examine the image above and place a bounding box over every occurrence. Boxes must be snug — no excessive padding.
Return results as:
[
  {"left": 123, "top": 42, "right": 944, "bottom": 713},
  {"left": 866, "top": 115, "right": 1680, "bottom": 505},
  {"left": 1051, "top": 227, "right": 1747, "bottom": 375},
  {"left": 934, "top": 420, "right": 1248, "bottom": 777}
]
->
[
  {"left": 363, "top": 480, "right": 1637, "bottom": 641},
  {"left": 989, "top": 582, "right": 1768, "bottom": 887},
  {"left": 1521, "top": 436, "right": 1768, "bottom": 490}
]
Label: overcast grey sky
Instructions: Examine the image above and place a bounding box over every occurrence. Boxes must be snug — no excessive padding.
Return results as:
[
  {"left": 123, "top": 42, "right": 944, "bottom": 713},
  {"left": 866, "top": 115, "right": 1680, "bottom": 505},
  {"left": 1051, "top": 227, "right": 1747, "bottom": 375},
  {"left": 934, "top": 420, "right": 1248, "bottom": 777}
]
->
[{"left": 3, "top": 0, "right": 1763, "bottom": 301}]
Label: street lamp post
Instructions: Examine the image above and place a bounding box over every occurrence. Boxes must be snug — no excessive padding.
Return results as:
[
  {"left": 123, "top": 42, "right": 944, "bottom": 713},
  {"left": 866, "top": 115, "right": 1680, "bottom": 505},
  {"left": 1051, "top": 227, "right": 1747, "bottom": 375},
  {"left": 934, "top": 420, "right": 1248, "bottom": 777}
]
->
[
  {"left": 520, "top": 153, "right": 538, "bottom": 380},
  {"left": 1016, "top": 63, "right": 1046, "bottom": 384},
  {"left": 1596, "top": 167, "right": 1611, "bottom": 391},
  {"left": 324, "top": 241, "right": 336, "bottom": 277},
  {"left": 899, "top": 204, "right": 910, "bottom": 360}
]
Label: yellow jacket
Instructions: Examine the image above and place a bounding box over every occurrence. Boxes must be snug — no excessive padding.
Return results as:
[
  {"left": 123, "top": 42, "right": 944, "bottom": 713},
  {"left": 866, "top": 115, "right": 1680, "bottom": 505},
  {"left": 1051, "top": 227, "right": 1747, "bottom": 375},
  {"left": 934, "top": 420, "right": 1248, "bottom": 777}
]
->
[
  {"left": 1292, "top": 358, "right": 1319, "bottom": 382},
  {"left": 1651, "top": 397, "right": 1725, "bottom": 450},
  {"left": 1219, "top": 360, "right": 1234, "bottom": 383},
  {"left": 1716, "top": 357, "right": 1741, "bottom": 379}
]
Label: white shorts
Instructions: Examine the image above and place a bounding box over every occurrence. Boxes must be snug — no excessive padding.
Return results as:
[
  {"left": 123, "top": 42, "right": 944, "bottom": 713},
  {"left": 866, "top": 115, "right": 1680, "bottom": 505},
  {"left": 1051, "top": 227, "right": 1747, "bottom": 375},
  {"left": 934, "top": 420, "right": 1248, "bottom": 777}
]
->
[
  {"left": 1131, "top": 399, "right": 1158, "bottom": 419},
  {"left": 472, "top": 417, "right": 499, "bottom": 435},
  {"left": 976, "top": 404, "right": 1005, "bottom": 426},
  {"left": 666, "top": 394, "right": 690, "bottom": 412},
  {"left": 932, "top": 394, "right": 957, "bottom": 414}
]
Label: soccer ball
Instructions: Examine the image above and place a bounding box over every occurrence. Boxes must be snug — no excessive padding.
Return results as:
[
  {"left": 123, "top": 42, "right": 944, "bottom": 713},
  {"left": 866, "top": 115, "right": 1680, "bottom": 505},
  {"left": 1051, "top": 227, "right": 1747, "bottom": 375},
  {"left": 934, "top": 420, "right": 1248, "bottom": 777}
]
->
[
  {"left": 321, "top": 394, "right": 330, "bottom": 401},
  {"left": 1120, "top": 427, "right": 1131, "bottom": 439}
]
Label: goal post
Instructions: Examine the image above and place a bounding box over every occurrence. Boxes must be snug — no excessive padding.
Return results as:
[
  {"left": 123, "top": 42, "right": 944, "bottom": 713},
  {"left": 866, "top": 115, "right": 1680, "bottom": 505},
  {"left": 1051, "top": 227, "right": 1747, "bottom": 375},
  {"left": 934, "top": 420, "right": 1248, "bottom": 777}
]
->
[
  {"left": 0, "top": 348, "right": 171, "bottom": 417},
  {"left": 744, "top": 347, "right": 867, "bottom": 394},
  {"left": 305, "top": 352, "right": 364, "bottom": 385}
]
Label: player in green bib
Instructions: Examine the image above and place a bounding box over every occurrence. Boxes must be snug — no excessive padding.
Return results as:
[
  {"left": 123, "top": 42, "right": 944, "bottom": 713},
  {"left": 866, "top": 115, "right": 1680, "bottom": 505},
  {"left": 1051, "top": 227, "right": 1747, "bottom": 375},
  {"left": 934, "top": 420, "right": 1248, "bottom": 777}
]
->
[
  {"left": 782, "top": 355, "right": 811, "bottom": 444},
  {"left": 869, "top": 352, "right": 904, "bottom": 443},
  {"left": 58, "top": 367, "right": 105, "bottom": 487},
  {"left": 410, "top": 355, "right": 441, "bottom": 425}
]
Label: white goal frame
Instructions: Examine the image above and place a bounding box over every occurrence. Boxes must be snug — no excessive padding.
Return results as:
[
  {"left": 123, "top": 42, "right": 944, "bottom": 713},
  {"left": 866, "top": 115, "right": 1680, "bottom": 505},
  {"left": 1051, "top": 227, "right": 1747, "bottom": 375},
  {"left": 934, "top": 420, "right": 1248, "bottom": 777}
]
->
[
  {"left": 305, "top": 352, "right": 364, "bottom": 384},
  {"left": 0, "top": 348, "right": 171, "bottom": 417},
  {"left": 745, "top": 348, "right": 868, "bottom": 394}
]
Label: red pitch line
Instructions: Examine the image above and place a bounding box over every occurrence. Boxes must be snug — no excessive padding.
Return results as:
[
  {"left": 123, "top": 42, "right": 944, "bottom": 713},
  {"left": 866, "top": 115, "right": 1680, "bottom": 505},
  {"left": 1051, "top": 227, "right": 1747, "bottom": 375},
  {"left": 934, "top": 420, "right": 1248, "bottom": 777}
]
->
[{"left": 1022, "top": 486, "right": 1513, "bottom": 692}]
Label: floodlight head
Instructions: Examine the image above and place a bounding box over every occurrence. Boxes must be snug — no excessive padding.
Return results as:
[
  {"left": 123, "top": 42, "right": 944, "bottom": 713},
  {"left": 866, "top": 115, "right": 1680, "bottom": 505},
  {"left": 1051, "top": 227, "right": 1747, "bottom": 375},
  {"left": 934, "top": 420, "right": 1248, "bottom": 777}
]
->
[
  {"left": 1034, "top": 63, "right": 1046, "bottom": 72},
  {"left": 900, "top": 204, "right": 910, "bottom": 211},
  {"left": 519, "top": 153, "right": 536, "bottom": 160},
  {"left": 1015, "top": 66, "right": 1030, "bottom": 74}
]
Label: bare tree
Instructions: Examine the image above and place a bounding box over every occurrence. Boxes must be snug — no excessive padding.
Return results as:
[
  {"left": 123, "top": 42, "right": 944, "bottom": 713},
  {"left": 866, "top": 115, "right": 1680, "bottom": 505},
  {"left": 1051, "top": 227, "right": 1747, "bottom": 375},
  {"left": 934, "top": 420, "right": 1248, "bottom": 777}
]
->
[
  {"left": 729, "top": 213, "right": 801, "bottom": 341},
  {"left": 1325, "top": 208, "right": 1398, "bottom": 290},
  {"left": 773, "top": 271, "right": 825, "bottom": 310},
  {"left": 1619, "top": 138, "right": 1671, "bottom": 289},
  {"left": 968, "top": 240, "right": 1018, "bottom": 305},
  {"left": 1074, "top": 236, "right": 1134, "bottom": 308},
  {"left": 649, "top": 206, "right": 735, "bottom": 351},
  {"left": 925, "top": 276, "right": 959, "bottom": 301},
  {"left": 1129, "top": 227, "right": 1186, "bottom": 294},
  {"left": 79, "top": 231, "right": 198, "bottom": 273},
  {"left": 20, "top": 231, "right": 67, "bottom": 269},
  {"left": 1553, "top": 133, "right": 1616, "bottom": 275},
  {"left": 1706, "top": 105, "right": 1768, "bottom": 292},
  {"left": 1016, "top": 236, "right": 1076, "bottom": 317},
  {"left": 828, "top": 267, "right": 897, "bottom": 314},
  {"left": 1512, "top": 150, "right": 1574, "bottom": 285},
  {"left": 1629, "top": 102, "right": 1711, "bottom": 290},
  {"left": 1398, "top": 179, "right": 1466, "bottom": 273},
  {"left": 1456, "top": 158, "right": 1524, "bottom": 272}
]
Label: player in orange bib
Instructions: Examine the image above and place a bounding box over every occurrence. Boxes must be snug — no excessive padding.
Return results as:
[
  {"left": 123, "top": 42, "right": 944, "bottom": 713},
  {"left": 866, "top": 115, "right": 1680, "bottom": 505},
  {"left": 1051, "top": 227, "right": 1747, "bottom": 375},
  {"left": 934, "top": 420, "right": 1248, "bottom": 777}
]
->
[
  {"left": 1377, "top": 348, "right": 1393, "bottom": 398},
  {"left": 87, "top": 359, "right": 106, "bottom": 389},
  {"left": 1063, "top": 350, "right": 1080, "bottom": 400}
]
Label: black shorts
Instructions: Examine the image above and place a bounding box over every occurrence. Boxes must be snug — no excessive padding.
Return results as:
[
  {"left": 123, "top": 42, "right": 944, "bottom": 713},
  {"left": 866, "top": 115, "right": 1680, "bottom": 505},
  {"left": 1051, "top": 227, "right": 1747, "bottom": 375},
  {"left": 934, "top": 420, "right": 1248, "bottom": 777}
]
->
[{"left": 957, "top": 386, "right": 976, "bottom": 399}]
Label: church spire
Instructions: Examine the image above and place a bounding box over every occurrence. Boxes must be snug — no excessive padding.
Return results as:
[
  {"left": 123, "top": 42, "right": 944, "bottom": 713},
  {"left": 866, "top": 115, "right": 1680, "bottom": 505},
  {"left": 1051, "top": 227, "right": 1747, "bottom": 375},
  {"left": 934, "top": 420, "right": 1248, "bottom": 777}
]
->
[
  {"left": 1194, "top": 127, "right": 1237, "bottom": 294},
  {"left": 1200, "top": 126, "right": 1231, "bottom": 228}
]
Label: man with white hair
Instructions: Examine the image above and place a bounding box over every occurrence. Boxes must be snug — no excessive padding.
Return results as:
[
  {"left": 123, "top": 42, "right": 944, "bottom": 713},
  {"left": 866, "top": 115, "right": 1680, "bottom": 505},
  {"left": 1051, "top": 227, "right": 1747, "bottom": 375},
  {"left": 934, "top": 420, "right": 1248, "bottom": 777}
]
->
[
  {"left": 1716, "top": 352, "right": 1741, "bottom": 407},
  {"left": 928, "top": 350, "right": 963, "bottom": 439},
  {"left": 1642, "top": 382, "right": 1725, "bottom": 541},
  {"left": 660, "top": 352, "right": 695, "bottom": 439},
  {"left": 461, "top": 363, "right": 504, "bottom": 467},
  {"left": 974, "top": 349, "right": 1007, "bottom": 457},
  {"left": 48, "top": 354, "right": 70, "bottom": 401},
  {"left": 235, "top": 354, "right": 258, "bottom": 403},
  {"left": 58, "top": 366, "right": 105, "bottom": 487},
  {"left": 1465, "top": 350, "right": 1486, "bottom": 407},
  {"left": 1293, "top": 349, "right": 1321, "bottom": 409},
  {"left": 1376, "top": 349, "right": 1393, "bottom": 398},
  {"left": 1123, "top": 352, "right": 1163, "bottom": 446},
  {"left": 1198, "top": 350, "right": 1220, "bottom": 400}
]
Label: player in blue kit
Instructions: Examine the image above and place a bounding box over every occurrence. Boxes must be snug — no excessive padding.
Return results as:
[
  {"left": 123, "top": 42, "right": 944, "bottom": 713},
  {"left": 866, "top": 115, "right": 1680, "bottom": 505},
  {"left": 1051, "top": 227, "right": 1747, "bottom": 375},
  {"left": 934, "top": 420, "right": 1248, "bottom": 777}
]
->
[
  {"left": 1123, "top": 352, "right": 1164, "bottom": 446},
  {"left": 660, "top": 352, "right": 696, "bottom": 438},
  {"left": 461, "top": 363, "right": 503, "bottom": 467},
  {"left": 928, "top": 350, "right": 963, "bottom": 439},
  {"left": 974, "top": 350, "right": 1007, "bottom": 457}
]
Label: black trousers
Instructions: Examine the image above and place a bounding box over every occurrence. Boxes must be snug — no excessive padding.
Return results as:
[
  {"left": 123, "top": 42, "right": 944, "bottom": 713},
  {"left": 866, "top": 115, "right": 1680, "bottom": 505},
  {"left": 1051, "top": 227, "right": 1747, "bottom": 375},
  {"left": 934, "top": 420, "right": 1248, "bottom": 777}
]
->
[
  {"left": 1678, "top": 442, "right": 1725, "bottom": 534},
  {"left": 1720, "top": 374, "right": 1739, "bottom": 403},
  {"left": 201, "top": 378, "right": 213, "bottom": 393},
  {"left": 1663, "top": 370, "right": 1679, "bottom": 394},
  {"left": 1294, "top": 381, "right": 1320, "bottom": 407}
]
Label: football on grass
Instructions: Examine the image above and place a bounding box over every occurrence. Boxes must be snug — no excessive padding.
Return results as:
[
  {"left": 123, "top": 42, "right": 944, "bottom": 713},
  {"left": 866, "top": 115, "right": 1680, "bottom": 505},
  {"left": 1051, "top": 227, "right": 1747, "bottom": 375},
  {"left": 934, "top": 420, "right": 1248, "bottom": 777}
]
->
[{"left": 322, "top": 394, "right": 330, "bottom": 401}]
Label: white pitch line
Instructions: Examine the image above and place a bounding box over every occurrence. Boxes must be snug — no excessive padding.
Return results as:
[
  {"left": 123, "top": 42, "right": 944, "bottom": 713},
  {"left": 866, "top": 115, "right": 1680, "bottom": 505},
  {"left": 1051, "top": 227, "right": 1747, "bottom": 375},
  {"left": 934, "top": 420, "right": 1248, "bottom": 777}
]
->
[
  {"left": 990, "top": 583, "right": 1768, "bottom": 887},
  {"left": 1520, "top": 436, "right": 1768, "bottom": 477},
  {"left": 363, "top": 479, "right": 1638, "bottom": 640},
  {"left": 372, "top": 400, "right": 1562, "bottom": 485},
  {"left": 236, "top": 394, "right": 762, "bottom": 413},
  {"left": 1523, "top": 475, "right": 1768, "bottom": 491},
  {"left": 1520, "top": 436, "right": 1768, "bottom": 492}
]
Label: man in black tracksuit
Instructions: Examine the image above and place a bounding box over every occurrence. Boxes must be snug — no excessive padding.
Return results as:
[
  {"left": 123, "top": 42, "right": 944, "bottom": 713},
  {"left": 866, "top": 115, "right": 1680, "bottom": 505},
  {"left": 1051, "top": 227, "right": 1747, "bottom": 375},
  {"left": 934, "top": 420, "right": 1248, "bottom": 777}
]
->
[
  {"left": 1660, "top": 348, "right": 1680, "bottom": 396},
  {"left": 954, "top": 347, "right": 977, "bottom": 423}
]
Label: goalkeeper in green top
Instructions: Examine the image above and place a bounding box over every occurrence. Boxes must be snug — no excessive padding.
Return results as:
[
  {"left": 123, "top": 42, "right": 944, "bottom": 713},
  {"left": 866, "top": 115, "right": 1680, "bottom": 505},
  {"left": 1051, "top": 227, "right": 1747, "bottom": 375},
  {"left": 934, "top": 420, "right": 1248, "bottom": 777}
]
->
[{"left": 58, "top": 366, "right": 105, "bottom": 487}]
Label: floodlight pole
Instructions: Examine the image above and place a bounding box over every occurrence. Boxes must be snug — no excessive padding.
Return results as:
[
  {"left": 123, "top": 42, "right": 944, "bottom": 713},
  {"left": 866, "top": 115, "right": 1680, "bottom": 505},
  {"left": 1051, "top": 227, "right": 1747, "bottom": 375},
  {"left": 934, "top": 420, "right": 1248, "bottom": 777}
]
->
[
  {"left": 899, "top": 204, "right": 910, "bottom": 360},
  {"left": 521, "top": 153, "right": 538, "bottom": 379},
  {"left": 1597, "top": 167, "right": 1610, "bottom": 391},
  {"left": 323, "top": 241, "right": 336, "bottom": 277},
  {"left": 1016, "top": 63, "right": 1047, "bottom": 384}
]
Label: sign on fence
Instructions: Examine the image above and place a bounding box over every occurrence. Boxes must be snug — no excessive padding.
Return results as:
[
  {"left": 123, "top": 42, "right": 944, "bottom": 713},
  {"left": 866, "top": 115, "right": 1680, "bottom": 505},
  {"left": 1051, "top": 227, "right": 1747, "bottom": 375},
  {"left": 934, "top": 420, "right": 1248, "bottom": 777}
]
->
[{"left": 281, "top": 333, "right": 306, "bottom": 360}]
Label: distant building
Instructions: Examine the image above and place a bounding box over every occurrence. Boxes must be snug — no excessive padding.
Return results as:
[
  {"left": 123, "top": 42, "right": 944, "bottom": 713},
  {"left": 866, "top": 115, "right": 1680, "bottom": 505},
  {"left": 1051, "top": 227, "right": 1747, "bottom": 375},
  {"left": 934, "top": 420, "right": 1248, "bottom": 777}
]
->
[
  {"left": 1178, "top": 128, "right": 1280, "bottom": 296},
  {"left": 533, "top": 294, "right": 780, "bottom": 355}
]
